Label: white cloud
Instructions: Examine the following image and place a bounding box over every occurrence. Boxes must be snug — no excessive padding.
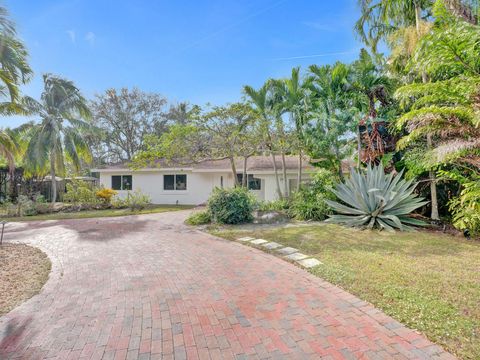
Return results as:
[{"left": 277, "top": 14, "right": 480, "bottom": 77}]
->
[
  {"left": 66, "top": 30, "right": 76, "bottom": 43},
  {"left": 85, "top": 31, "right": 96, "bottom": 46}
]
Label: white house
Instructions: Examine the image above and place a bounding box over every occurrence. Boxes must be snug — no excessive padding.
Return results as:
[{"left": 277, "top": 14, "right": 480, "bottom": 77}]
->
[{"left": 91, "top": 156, "right": 315, "bottom": 205}]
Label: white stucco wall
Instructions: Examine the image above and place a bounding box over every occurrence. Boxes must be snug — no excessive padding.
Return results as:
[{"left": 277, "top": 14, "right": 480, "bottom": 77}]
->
[{"left": 98, "top": 169, "right": 311, "bottom": 205}]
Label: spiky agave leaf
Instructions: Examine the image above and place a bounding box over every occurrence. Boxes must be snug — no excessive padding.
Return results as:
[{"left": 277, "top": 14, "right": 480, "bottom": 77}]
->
[{"left": 326, "top": 164, "right": 428, "bottom": 231}]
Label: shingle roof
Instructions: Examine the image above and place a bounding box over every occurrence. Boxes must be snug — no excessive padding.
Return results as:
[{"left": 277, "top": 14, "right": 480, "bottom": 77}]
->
[{"left": 93, "top": 155, "right": 316, "bottom": 172}]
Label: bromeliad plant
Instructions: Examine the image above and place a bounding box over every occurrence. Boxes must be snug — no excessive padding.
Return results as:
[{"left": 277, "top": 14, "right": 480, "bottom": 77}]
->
[{"left": 326, "top": 164, "right": 428, "bottom": 231}]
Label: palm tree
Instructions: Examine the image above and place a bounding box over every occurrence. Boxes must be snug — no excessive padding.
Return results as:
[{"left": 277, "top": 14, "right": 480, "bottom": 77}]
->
[
  {"left": 271, "top": 67, "right": 310, "bottom": 194},
  {"left": 0, "top": 5, "right": 32, "bottom": 103},
  {"left": 243, "top": 83, "right": 284, "bottom": 199},
  {"left": 307, "top": 62, "right": 352, "bottom": 181},
  {"left": 350, "top": 49, "right": 395, "bottom": 165},
  {"left": 0, "top": 5, "right": 32, "bottom": 177},
  {"left": 24, "top": 74, "right": 92, "bottom": 202},
  {"left": 355, "top": 0, "right": 441, "bottom": 220}
]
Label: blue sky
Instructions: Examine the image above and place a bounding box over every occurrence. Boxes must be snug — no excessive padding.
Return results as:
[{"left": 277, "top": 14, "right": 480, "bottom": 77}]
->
[{"left": 3, "top": 0, "right": 363, "bottom": 127}]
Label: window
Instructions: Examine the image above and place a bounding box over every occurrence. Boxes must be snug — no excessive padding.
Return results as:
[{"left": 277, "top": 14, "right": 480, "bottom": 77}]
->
[
  {"left": 112, "top": 175, "right": 132, "bottom": 190},
  {"left": 236, "top": 174, "right": 261, "bottom": 190},
  {"left": 164, "top": 174, "right": 187, "bottom": 190}
]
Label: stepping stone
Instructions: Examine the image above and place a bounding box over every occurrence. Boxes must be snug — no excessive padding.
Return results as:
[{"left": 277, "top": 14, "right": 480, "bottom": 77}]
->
[
  {"left": 284, "top": 252, "right": 309, "bottom": 261},
  {"left": 250, "top": 239, "right": 268, "bottom": 245},
  {"left": 276, "top": 247, "right": 298, "bottom": 255},
  {"left": 261, "top": 242, "right": 282, "bottom": 250},
  {"left": 237, "top": 237, "right": 255, "bottom": 242},
  {"left": 297, "top": 258, "right": 322, "bottom": 268}
]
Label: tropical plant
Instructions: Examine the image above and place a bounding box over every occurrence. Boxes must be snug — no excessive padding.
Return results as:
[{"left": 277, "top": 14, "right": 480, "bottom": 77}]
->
[
  {"left": 113, "top": 189, "right": 151, "bottom": 211},
  {"left": 0, "top": 5, "right": 32, "bottom": 105},
  {"left": 185, "top": 210, "right": 211, "bottom": 225},
  {"left": 306, "top": 62, "right": 354, "bottom": 180},
  {"left": 326, "top": 164, "right": 428, "bottom": 231},
  {"left": 24, "top": 74, "right": 92, "bottom": 202},
  {"left": 289, "top": 169, "right": 336, "bottom": 221},
  {"left": 208, "top": 187, "right": 255, "bottom": 224},
  {"left": 63, "top": 179, "right": 99, "bottom": 206},
  {"left": 448, "top": 178, "right": 480, "bottom": 236},
  {"left": 96, "top": 188, "right": 117, "bottom": 204}
]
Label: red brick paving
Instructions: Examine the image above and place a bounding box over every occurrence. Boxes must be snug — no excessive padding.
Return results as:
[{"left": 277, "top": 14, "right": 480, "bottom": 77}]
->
[{"left": 0, "top": 211, "right": 454, "bottom": 359}]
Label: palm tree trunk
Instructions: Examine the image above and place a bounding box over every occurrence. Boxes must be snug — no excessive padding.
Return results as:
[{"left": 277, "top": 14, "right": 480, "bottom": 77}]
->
[
  {"left": 297, "top": 151, "right": 302, "bottom": 192},
  {"left": 270, "top": 152, "right": 283, "bottom": 200},
  {"left": 357, "top": 126, "right": 362, "bottom": 168},
  {"left": 50, "top": 155, "right": 57, "bottom": 203},
  {"left": 415, "top": 2, "right": 440, "bottom": 221},
  {"left": 281, "top": 152, "right": 288, "bottom": 197}
]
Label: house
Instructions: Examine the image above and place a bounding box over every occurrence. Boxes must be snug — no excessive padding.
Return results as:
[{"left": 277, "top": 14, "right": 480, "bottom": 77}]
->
[{"left": 91, "top": 156, "right": 315, "bottom": 205}]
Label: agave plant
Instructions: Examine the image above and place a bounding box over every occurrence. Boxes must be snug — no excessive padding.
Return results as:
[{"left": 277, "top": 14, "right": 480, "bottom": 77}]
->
[{"left": 325, "top": 164, "right": 428, "bottom": 231}]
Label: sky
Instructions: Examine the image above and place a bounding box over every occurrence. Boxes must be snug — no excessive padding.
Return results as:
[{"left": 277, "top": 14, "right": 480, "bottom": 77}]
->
[{"left": 3, "top": 0, "right": 363, "bottom": 128}]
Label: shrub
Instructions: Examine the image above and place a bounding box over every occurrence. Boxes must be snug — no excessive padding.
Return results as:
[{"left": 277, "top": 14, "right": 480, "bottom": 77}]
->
[
  {"left": 115, "top": 189, "right": 151, "bottom": 212},
  {"left": 15, "top": 195, "right": 37, "bottom": 217},
  {"left": 289, "top": 169, "right": 336, "bottom": 221},
  {"left": 256, "top": 199, "right": 290, "bottom": 212},
  {"left": 326, "top": 164, "right": 428, "bottom": 231},
  {"left": 448, "top": 178, "right": 480, "bottom": 236},
  {"left": 63, "top": 179, "right": 99, "bottom": 206},
  {"left": 185, "top": 210, "right": 211, "bottom": 225},
  {"left": 208, "top": 187, "right": 255, "bottom": 224},
  {"left": 96, "top": 188, "right": 118, "bottom": 204}
]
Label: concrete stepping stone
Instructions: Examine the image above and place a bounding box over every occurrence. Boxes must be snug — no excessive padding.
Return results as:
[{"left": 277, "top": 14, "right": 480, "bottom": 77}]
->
[
  {"left": 261, "top": 242, "right": 282, "bottom": 250},
  {"left": 276, "top": 247, "right": 298, "bottom": 255},
  {"left": 251, "top": 239, "right": 268, "bottom": 245},
  {"left": 297, "top": 258, "right": 322, "bottom": 268},
  {"left": 237, "top": 237, "right": 255, "bottom": 242},
  {"left": 284, "top": 252, "right": 309, "bottom": 261}
]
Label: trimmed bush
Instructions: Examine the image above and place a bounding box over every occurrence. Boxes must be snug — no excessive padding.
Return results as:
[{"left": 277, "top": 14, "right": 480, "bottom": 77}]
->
[
  {"left": 289, "top": 169, "right": 336, "bottom": 221},
  {"left": 185, "top": 210, "right": 211, "bottom": 225},
  {"left": 208, "top": 187, "right": 255, "bottom": 224}
]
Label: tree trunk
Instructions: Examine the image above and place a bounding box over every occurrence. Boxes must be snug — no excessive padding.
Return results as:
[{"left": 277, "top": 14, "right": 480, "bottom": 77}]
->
[
  {"left": 334, "top": 144, "right": 344, "bottom": 181},
  {"left": 427, "top": 134, "right": 440, "bottom": 220},
  {"left": 297, "top": 151, "right": 302, "bottom": 192},
  {"left": 242, "top": 156, "right": 248, "bottom": 188},
  {"left": 270, "top": 152, "right": 283, "bottom": 200},
  {"left": 281, "top": 152, "right": 288, "bottom": 197},
  {"left": 357, "top": 126, "right": 362, "bottom": 168},
  {"left": 415, "top": 4, "right": 440, "bottom": 220},
  {"left": 50, "top": 155, "right": 57, "bottom": 203},
  {"left": 229, "top": 157, "right": 238, "bottom": 187}
]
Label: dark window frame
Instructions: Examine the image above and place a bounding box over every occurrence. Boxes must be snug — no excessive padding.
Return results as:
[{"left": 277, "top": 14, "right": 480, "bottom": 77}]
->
[
  {"left": 236, "top": 174, "right": 261, "bottom": 190},
  {"left": 163, "top": 174, "right": 187, "bottom": 191},
  {"left": 112, "top": 175, "right": 132, "bottom": 190}
]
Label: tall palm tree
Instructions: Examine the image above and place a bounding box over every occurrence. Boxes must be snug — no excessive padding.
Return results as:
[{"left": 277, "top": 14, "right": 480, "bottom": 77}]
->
[
  {"left": 307, "top": 62, "right": 352, "bottom": 181},
  {"left": 355, "top": 0, "right": 440, "bottom": 220},
  {"left": 271, "top": 67, "right": 310, "bottom": 193},
  {"left": 350, "top": 49, "right": 395, "bottom": 165},
  {"left": 25, "top": 74, "right": 92, "bottom": 202},
  {"left": 0, "top": 5, "right": 32, "bottom": 175},
  {"left": 243, "top": 83, "right": 284, "bottom": 199}
]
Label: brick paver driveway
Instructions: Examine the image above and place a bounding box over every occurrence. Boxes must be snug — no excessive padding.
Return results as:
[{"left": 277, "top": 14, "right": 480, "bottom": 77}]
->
[{"left": 0, "top": 211, "right": 453, "bottom": 360}]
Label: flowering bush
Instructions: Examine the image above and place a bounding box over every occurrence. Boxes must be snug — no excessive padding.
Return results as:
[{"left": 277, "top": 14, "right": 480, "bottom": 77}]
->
[{"left": 96, "top": 188, "right": 117, "bottom": 203}]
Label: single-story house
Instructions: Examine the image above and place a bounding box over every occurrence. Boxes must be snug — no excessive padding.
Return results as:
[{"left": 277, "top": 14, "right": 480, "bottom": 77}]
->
[{"left": 91, "top": 156, "right": 315, "bottom": 205}]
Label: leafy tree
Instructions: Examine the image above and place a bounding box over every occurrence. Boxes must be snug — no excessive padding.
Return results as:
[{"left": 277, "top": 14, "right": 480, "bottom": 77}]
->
[
  {"left": 24, "top": 74, "right": 92, "bottom": 202},
  {"left": 134, "top": 103, "right": 259, "bottom": 184},
  {"left": 90, "top": 88, "right": 168, "bottom": 163}
]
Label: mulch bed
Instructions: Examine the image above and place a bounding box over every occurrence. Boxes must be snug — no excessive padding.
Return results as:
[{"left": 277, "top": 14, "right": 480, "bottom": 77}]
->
[{"left": 0, "top": 243, "right": 51, "bottom": 317}]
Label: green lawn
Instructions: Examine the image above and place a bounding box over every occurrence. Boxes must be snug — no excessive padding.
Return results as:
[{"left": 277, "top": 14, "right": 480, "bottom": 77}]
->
[
  {"left": 210, "top": 223, "right": 480, "bottom": 359},
  {"left": 0, "top": 204, "right": 194, "bottom": 222}
]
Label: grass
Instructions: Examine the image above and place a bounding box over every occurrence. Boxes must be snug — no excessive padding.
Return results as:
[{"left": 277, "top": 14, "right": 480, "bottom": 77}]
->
[
  {"left": 0, "top": 204, "right": 194, "bottom": 222},
  {"left": 0, "top": 244, "right": 51, "bottom": 316},
  {"left": 210, "top": 223, "right": 480, "bottom": 360}
]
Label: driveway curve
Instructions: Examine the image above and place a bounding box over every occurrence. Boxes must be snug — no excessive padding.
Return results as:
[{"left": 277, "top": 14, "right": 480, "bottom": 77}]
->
[{"left": 0, "top": 211, "right": 453, "bottom": 360}]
